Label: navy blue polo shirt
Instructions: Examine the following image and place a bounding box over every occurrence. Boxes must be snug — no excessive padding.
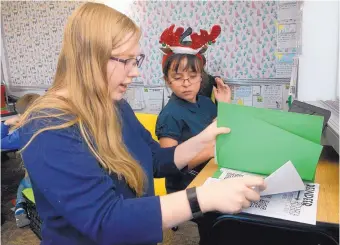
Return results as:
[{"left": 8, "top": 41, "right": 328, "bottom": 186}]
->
[{"left": 156, "top": 93, "right": 217, "bottom": 192}]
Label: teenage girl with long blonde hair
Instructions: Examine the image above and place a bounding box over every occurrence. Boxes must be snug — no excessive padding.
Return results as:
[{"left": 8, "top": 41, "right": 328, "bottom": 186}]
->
[{"left": 18, "top": 3, "right": 265, "bottom": 244}]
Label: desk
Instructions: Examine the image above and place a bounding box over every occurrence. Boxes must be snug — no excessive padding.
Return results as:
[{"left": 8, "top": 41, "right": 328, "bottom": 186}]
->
[
  {"left": 188, "top": 158, "right": 339, "bottom": 225},
  {"left": 188, "top": 157, "right": 339, "bottom": 244}
]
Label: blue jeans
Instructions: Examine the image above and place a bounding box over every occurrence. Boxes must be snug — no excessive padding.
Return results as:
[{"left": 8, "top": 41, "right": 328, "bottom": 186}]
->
[{"left": 16, "top": 176, "right": 32, "bottom": 205}]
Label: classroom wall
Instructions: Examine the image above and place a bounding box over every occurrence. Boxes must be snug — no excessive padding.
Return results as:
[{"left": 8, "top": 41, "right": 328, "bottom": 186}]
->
[
  {"left": 338, "top": 1, "right": 340, "bottom": 99},
  {"left": 2, "top": 1, "right": 289, "bottom": 110},
  {"left": 298, "top": 1, "right": 339, "bottom": 101},
  {"left": 1, "top": 1, "right": 280, "bottom": 88},
  {"left": 1, "top": 1, "right": 82, "bottom": 90},
  {"left": 0, "top": 1, "right": 302, "bottom": 109}
]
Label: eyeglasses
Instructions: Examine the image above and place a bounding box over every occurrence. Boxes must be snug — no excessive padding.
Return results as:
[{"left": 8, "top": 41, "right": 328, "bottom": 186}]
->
[
  {"left": 110, "top": 54, "right": 145, "bottom": 70},
  {"left": 169, "top": 73, "right": 202, "bottom": 86}
]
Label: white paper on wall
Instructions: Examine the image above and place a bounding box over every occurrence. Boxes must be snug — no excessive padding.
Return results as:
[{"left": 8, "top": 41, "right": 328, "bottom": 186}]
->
[
  {"left": 252, "top": 95, "right": 265, "bottom": 108},
  {"left": 252, "top": 85, "right": 264, "bottom": 108},
  {"left": 124, "top": 87, "right": 145, "bottom": 110},
  {"left": 278, "top": 23, "right": 297, "bottom": 34},
  {"left": 277, "top": 32, "right": 297, "bottom": 50},
  {"left": 278, "top": 2, "right": 300, "bottom": 21},
  {"left": 276, "top": 63, "right": 293, "bottom": 78},
  {"left": 141, "top": 87, "right": 164, "bottom": 114},
  {"left": 276, "top": 53, "right": 295, "bottom": 78},
  {"left": 252, "top": 86, "right": 261, "bottom": 96},
  {"left": 263, "top": 85, "right": 283, "bottom": 109},
  {"left": 232, "top": 86, "right": 253, "bottom": 106}
]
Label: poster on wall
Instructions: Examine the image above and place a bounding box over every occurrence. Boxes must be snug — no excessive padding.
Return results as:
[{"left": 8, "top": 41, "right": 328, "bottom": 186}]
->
[
  {"left": 263, "top": 85, "right": 283, "bottom": 109},
  {"left": 140, "top": 87, "right": 164, "bottom": 114},
  {"left": 230, "top": 84, "right": 286, "bottom": 110},
  {"left": 277, "top": 1, "right": 301, "bottom": 21},
  {"left": 275, "top": 53, "right": 295, "bottom": 78},
  {"left": 252, "top": 85, "right": 264, "bottom": 108},
  {"left": 231, "top": 86, "right": 253, "bottom": 106},
  {"left": 124, "top": 87, "right": 145, "bottom": 110}
]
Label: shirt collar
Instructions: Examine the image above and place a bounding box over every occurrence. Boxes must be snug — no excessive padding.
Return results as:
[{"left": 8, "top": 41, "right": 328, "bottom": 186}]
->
[{"left": 170, "top": 93, "right": 201, "bottom": 113}]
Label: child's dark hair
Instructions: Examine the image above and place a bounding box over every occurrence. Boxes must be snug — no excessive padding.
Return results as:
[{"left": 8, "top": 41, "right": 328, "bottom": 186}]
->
[{"left": 162, "top": 54, "right": 204, "bottom": 78}]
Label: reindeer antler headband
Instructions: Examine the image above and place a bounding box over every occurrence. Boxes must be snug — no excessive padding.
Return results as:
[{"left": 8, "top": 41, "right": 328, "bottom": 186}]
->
[{"left": 159, "top": 24, "right": 221, "bottom": 66}]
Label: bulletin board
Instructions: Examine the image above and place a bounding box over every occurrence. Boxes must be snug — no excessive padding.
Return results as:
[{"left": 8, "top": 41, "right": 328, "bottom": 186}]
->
[
  {"left": 1, "top": 1, "right": 82, "bottom": 89},
  {"left": 1, "top": 1, "right": 301, "bottom": 113},
  {"left": 127, "top": 0, "right": 278, "bottom": 86}
]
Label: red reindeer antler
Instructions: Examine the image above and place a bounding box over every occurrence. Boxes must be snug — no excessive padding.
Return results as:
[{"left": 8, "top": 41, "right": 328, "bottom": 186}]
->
[
  {"left": 159, "top": 24, "right": 185, "bottom": 47},
  {"left": 190, "top": 25, "right": 221, "bottom": 49}
]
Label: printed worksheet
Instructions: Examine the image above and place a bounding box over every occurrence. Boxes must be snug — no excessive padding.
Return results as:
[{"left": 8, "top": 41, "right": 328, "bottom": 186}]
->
[
  {"left": 231, "top": 86, "right": 253, "bottom": 106},
  {"left": 124, "top": 87, "right": 145, "bottom": 110},
  {"left": 278, "top": 32, "right": 297, "bottom": 50},
  {"left": 263, "top": 85, "right": 283, "bottom": 109},
  {"left": 204, "top": 166, "right": 320, "bottom": 225},
  {"left": 278, "top": 23, "right": 297, "bottom": 34},
  {"left": 278, "top": 1, "right": 300, "bottom": 21},
  {"left": 276, "top": 62, "right": 293, "bottom": 78},
  {"left": 142, "top": 87, "right": 164, "bottom": 114},
  {"left": 244, "top": 184, "right": 319, "bottom": 225}
]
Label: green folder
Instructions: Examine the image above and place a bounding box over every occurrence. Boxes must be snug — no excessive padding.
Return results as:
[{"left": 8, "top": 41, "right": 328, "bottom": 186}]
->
[{"left": 216, "top": 103, "right": 324, "bottom": 181}]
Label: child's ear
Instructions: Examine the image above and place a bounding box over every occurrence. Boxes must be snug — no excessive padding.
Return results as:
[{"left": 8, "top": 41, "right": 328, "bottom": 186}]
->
[{"left": 164, "top": 76, "right": 171, "bottom": 85}]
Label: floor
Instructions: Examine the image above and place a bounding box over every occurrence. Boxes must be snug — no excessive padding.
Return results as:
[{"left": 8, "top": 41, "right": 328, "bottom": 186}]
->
[{"left": 1, "top": 152, "right": 200, "bottom": 245}]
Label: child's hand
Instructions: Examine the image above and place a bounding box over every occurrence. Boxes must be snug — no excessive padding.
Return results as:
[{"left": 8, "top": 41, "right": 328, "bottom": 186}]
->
[
  {"left": 4, "top": 115, "right": 20, "bottom": 126},
  {"left": 213, "top": 77, "right": 231, "bottom": 103}
]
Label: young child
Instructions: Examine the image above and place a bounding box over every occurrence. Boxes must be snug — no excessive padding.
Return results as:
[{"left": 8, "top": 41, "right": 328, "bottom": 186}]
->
[
  {"left": 1, "top": 93, "right": 40, "bottom": 227},
  {"left": 156, "top": 25, "right": 231, "bottom": 193}
]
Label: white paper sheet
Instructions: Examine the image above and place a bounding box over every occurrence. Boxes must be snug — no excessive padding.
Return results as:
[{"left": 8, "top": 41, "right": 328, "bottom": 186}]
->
[
  {"left": 278, "top": 32, "right": 297, "bottom": 50},
  {"left": 204, "top": 162, "right": 320, "bottom": 225},
  {"left": 278, "top": 23, "right": 297, "bottom": 34},
  {"left": 217, "top": 161, "right": 305, "bottom": 196},
  {"left": 276, "top": 63, "right": 293, "bottom": 78},
  {"left": 252, "top": 95, "right": 264, "bottom": 108},
  {"left": 244, "top": 184, "right": 319, "bottom": 225},
  {"left": 261, "top": 161, "right": 305, "bottom": 196},
  {"left": 278, "top": 2, "right": 300, "bottom": 21},
  {"left": 141, "top": 87, "right": 164, "bottom": 114},
  {"left": 263, "top": 85, "right": 283, "bottom": 109},
  {"left": 252, "top": 86, "right": 264, "bottom": 108},
  {"left": 252, "top": 86, "right": 261, "bottom": 96},
  {"left": 231, "top": 86, "right": 253, "bottom": 106},
  {"left": 123, "top": 87, "right": 145, "bottom": 110}
]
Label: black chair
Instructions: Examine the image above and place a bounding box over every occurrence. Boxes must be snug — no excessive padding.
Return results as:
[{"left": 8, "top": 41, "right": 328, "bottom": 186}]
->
[{"left": 208, "top": 215, "right": 338, "bottom": 245}]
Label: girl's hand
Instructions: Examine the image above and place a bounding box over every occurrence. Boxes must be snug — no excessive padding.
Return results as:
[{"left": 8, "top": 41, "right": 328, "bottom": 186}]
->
[
  {"left": 197, "top": 176, "right": 266, "bottom": 214},
  {"left": 213, "top": 77, "right": 231, "bottom": 103}
]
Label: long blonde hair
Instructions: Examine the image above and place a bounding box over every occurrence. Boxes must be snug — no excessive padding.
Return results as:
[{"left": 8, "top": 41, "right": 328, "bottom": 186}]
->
[
  {"left": 15, "top": 93, "right": 40, "bottom": 114},
  {"left": 18, "top": 2, "right": 146, "bottom": 196}
]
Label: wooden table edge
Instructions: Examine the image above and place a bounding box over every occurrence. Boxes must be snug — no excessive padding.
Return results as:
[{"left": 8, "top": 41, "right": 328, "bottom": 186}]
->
[{"left": 188, "top": 158, "right": 339, "bottom": 225}]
